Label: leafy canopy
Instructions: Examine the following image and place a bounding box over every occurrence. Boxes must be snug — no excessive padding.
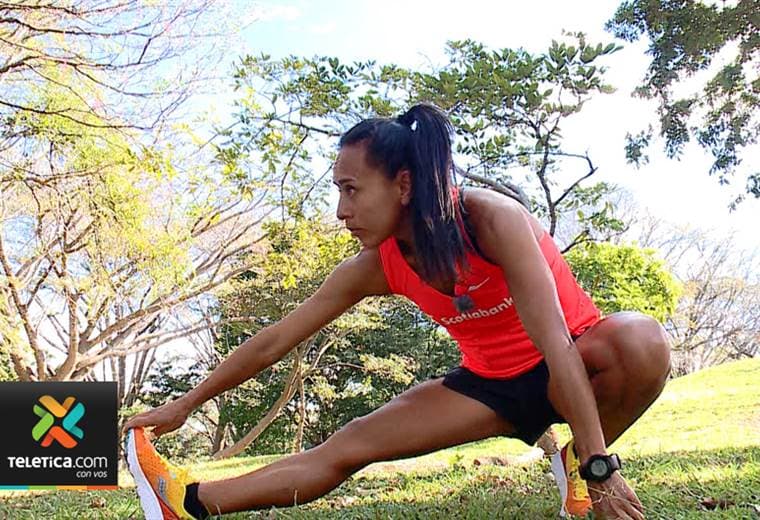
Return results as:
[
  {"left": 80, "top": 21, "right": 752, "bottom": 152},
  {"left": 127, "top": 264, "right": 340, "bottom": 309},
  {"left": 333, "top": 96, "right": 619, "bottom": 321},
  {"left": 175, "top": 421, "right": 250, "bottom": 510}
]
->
[{"left": 607, "top": 0, "right": 759, "bottom": 206}]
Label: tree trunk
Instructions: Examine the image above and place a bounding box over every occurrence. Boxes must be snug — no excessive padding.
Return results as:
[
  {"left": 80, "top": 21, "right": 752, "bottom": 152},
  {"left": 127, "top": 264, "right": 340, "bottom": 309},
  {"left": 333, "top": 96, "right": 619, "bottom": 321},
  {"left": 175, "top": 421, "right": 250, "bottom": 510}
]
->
[
  {"left": 212, "top": 349, "right": 302, "bottom": 459},
  {"left": 211, "top": 395, "right": 228, "bottom": 455},
  {"left": 110, "top": 357, "right": 124, "bottom": 406},
  {"left": 123, "top": 348, "right": 156, "bottom": 408},
  {"left": 292, "top": 362, "right": 306, "bottom": 453}
]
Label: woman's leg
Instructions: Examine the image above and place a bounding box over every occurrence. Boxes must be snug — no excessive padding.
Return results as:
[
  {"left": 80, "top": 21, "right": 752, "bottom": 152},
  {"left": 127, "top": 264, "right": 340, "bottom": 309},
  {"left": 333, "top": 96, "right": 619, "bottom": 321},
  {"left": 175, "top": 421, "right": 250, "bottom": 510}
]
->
[
  {"left": 549, "top": 311, "right": 672, "bottom": 445},
  {"left": 198, "top": 377, "right": 515, "bottom": 514}
]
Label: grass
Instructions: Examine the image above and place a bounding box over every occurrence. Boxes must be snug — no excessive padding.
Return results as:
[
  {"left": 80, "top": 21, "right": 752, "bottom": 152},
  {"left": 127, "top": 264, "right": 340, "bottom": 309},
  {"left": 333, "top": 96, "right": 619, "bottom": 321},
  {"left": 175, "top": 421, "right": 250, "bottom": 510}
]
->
[{"left": 1, "top": 358, "right": 759, "bottom": 519}]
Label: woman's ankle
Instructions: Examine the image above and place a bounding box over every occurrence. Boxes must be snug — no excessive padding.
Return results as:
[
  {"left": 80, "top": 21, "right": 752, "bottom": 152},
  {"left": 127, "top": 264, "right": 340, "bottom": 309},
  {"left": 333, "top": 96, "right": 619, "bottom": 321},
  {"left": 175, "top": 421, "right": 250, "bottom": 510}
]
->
[{"left": 185, "top": 482, "right": 211, "bottom": 519}]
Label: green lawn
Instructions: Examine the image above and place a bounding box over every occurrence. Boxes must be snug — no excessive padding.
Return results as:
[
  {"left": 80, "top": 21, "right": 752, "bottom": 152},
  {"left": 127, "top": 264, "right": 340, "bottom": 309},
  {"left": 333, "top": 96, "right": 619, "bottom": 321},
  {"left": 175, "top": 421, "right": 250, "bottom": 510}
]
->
[{"left": 2, "top": 358, "right": 759, "bottom": 519}]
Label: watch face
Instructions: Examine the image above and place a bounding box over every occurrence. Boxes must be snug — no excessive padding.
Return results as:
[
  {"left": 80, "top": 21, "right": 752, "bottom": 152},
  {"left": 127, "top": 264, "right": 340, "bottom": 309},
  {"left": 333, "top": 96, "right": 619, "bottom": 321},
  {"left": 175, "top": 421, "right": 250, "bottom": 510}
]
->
[{"left": 590, "top": 459, "right": 608, "bottom": 477}]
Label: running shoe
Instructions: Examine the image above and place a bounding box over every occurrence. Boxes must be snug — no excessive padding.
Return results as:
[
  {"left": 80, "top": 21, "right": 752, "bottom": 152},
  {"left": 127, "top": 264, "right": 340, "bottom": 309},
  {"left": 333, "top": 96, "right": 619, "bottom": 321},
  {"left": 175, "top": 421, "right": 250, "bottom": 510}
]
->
[
  {"left": 550, "top": 439, "right": 592, "bottom": 517},
  {"left": 125, "top": 427, "right": 196, "bottom": 520}
]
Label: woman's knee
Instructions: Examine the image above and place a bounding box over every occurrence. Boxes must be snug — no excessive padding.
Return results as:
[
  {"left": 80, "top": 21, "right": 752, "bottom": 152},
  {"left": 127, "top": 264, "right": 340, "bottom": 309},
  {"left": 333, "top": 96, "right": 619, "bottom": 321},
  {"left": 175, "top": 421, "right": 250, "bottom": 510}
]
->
[
  {"left": 317, "top": 417, "right": 377, "bottom": 475},
  {"left": 613, "top": 313, "right": 672, "bottom": 386}
]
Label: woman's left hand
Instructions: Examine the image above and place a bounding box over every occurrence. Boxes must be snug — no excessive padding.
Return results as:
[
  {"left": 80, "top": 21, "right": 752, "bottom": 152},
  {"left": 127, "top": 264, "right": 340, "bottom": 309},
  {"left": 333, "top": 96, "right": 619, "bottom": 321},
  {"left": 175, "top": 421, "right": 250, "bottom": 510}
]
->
[{"left": 588, "top": 472, "right": 645, "bottom": 520}]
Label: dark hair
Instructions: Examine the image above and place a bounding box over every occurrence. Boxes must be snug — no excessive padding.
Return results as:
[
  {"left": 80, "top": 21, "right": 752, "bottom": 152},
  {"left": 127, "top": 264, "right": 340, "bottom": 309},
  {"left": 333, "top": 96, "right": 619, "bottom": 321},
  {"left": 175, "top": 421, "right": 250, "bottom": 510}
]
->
[{"left": 339, "top": 103, "right": 470, "bottom": 285}]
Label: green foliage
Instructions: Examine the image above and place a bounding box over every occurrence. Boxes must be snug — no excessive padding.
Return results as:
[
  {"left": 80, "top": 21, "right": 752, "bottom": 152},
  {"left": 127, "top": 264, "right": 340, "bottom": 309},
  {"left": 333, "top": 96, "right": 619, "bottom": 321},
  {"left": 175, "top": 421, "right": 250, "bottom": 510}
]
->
[
  {"left": 120, "top": 356, "right": 211, "bottom": 460},
  {"left": 210, "top": 218, "right": 363, "bottom": 454},
  {"left": 141, "top": 357, "right": 205, "bottom": 407},
  {"left": 608, "top": 0, "right": 759, "bottom": 204},
  {"left": 6, "top": 71, "right": 194, "bottom": 298},
  {"left": 416, "top": 35, "right": 625, "bottom": 239},
  {"left": 0, "top": 343, "right": 15, "bottom": 382},
  {"left": 423, "top": 35, "right": 621, "bottom": 144},
  {"left": 358, "top": 353, "right": 417, "bottom": 386},
  {"left": 624, "top": 126, "right": 653, "bottom": 167},
  {"left": 565, "top": 241, "right": 681, "bottom": 322},
  {"left": 0, "top": 61, "right": 255, "bottom": 380},
  {"left": 193, "top": 36, "right": 635, "bottom": 453}
]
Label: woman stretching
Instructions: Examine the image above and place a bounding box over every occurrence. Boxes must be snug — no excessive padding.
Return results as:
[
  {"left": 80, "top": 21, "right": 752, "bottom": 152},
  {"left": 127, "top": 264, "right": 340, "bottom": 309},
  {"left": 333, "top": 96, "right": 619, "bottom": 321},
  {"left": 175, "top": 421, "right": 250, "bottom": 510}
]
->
[{"left": 124, "top": 103, "right": 670, "bottom": 519}]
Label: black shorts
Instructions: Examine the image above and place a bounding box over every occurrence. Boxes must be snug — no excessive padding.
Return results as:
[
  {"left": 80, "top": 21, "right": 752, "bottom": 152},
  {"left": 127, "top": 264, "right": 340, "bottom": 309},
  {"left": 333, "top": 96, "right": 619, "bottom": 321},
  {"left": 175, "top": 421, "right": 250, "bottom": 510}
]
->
[{"left": 441, "top": 360, "right": 565, "bottom": 445}]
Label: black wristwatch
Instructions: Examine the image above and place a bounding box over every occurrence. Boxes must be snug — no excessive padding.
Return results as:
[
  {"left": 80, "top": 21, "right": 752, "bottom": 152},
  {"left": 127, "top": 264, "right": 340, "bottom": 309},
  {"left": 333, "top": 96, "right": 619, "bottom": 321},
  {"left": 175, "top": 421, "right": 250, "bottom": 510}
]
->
[{"left": 579, "top": 454, "right": 621, "bottom": 482}]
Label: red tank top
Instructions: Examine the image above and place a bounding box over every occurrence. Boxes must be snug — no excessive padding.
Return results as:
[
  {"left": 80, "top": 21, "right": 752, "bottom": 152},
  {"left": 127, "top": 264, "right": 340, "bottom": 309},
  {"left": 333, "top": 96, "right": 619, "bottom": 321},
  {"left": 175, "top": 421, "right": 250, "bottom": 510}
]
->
[{"left": 377, "top": 229, "right": 600, "bottom": 379}]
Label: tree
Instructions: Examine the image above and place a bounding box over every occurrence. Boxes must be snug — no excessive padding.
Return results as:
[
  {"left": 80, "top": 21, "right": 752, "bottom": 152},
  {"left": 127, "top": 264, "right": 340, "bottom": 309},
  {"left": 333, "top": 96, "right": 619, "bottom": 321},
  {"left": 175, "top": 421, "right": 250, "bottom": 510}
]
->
[
  {"left": 417, "top": 36, "right": 629, "bottom": 250},
  {"left": 138, "top": 354, "right": 211, "bottom": 461},
  {"left": 205, "top": 218, "right": 453, "bottom": 457},
  {"left": 564, "top": 241, "right": 681, "bottom": 322},
  {"left": 0, "top": 48, "right": 287, "bottom": 387},
  {"left": 607, "top": 0, "right": 759, "bottom": 206},
  {"left": 222, "top": 33, "right": 631, "bottom": 252},
  {"left": 1, "top": 0, "right": 224, "bottom": 143},
  {"left": 117, "top": 34, "right": 644, "bottom": 455},
  {"left": 0, "top": 116, "right": 272, "bottom": 385},
  {"left": 627, "top": 215, "right": 760, "bottom": 374},
  {"left": 211, "top": 219, "right": 354, "bottom": 456},
  {"left": 171, "top": 299, "right": 232, "bottom": 455},
  {"left": 150, "top": 217, "right": 460, "bottom": 458},
  {"left": 0, "top": 1, "right": 303, "bottom": 404}
]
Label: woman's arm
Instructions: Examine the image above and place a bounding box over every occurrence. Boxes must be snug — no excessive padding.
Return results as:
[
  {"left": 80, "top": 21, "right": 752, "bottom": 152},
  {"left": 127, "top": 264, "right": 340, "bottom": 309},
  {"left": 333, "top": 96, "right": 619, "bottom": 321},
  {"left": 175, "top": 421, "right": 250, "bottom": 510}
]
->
[
  {"left": 464, "top": 190, "right": 606, "bottom": 460},
  {"left": 124, "top": 247, "right": 389, "bottom": 434}
]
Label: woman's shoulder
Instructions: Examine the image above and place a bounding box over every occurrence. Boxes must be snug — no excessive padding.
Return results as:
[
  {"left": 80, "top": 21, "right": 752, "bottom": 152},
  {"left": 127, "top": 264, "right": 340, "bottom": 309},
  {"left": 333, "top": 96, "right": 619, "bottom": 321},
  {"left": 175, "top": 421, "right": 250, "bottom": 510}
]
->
[
  {"left": 462, "top": 187, "right": 543, "bottom": 240},
  {"left": 337, "top": 246, "right": 391, "bottom": 296}
]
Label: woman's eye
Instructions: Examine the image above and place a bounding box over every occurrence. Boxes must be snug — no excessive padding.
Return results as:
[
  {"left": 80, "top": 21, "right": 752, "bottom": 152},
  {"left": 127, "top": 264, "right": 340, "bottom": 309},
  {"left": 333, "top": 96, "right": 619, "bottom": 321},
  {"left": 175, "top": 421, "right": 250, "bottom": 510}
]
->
[{"left": 334, "top": 184, "right": 356, "bottom": 195}]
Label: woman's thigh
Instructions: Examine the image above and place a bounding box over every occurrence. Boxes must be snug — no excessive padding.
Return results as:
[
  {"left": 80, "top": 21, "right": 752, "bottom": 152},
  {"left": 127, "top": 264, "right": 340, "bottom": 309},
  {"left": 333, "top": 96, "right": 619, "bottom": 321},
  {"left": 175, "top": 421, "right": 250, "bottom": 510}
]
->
[{"left": 319, "top": 377, "right": 515, "bottom": 472}]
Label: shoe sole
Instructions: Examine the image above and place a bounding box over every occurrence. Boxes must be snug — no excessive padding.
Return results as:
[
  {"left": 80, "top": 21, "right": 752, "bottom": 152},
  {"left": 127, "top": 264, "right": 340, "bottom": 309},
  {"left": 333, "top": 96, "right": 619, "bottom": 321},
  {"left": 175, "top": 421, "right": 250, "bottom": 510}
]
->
[
  {"left": 125, "top": 429, "right": 165, "bottom": 520},
  {"left": 550, "top": 450, "right": 569, "bottom": 517}
]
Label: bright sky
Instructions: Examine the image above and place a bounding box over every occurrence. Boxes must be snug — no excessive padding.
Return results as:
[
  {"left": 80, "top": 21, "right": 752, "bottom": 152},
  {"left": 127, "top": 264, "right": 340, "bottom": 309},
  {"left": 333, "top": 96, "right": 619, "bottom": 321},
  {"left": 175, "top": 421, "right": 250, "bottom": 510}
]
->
[{"left": 224, "top": 0, "right": 759, "bottom": 251}]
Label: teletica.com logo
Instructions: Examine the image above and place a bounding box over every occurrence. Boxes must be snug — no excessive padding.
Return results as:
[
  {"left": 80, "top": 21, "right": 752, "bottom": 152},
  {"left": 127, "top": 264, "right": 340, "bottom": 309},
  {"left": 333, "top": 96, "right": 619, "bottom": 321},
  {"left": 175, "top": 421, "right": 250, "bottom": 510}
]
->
[{"left": 32, "top": 396, "right": 85, "bottom": 448}]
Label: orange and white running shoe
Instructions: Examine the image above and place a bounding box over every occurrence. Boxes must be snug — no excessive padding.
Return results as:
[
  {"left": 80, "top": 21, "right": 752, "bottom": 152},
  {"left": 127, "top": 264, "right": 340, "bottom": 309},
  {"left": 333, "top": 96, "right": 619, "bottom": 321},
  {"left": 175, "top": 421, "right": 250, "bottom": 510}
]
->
[
  {"left": 125, "top": 427, "right": 196, "bottom": 520},
  {"left": 550, "top": 439, "right": 592, "bottom": 517}
]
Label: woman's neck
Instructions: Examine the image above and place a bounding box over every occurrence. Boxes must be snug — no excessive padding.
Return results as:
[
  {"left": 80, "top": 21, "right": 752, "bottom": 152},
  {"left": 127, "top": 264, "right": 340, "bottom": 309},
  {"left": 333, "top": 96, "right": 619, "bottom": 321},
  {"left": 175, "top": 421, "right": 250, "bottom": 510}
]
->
[{"left": 393, "top": 213, "right": 415, "bottom": 256}]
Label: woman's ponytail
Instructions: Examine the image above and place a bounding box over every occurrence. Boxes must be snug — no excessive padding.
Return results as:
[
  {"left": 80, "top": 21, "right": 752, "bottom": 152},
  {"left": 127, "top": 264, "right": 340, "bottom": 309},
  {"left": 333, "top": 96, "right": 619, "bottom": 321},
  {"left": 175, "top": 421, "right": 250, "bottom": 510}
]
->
[{"left": 396, "top": 104, "right": 468, "bottom": 284}]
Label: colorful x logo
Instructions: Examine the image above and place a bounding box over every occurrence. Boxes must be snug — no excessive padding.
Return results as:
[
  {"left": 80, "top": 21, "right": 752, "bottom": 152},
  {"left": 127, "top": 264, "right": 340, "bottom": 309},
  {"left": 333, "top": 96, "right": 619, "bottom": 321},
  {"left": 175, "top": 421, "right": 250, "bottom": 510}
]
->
[{"left": 32, "top": 395, "right": 85, "bottom": 448}]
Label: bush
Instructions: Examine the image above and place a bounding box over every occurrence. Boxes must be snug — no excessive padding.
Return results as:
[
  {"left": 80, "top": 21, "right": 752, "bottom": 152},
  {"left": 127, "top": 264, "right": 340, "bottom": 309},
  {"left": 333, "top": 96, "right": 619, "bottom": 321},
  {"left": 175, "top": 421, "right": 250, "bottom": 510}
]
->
[{"left": 565, "top": 242, "right": 681, "bottom": 322}]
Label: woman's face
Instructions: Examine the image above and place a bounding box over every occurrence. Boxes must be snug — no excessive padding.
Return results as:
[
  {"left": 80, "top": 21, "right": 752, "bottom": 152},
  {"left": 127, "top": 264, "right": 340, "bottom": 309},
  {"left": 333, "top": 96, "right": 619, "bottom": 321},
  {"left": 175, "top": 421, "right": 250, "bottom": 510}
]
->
[{"left": 333, "top": 142, "right": 411, "bottom": 248}]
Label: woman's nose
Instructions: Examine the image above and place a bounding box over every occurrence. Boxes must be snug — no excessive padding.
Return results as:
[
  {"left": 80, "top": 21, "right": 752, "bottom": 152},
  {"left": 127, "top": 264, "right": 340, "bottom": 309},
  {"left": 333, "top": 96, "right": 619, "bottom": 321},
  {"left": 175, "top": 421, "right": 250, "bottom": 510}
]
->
[{"left": 336, "top": 197, "right": 350, "bottom": 221}]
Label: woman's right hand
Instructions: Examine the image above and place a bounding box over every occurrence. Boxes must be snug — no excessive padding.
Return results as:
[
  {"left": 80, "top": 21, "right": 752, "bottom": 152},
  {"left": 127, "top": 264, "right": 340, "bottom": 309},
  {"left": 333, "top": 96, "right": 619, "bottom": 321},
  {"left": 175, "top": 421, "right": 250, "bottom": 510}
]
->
[{"left": 122, "top": 397, "right": 193, "bottom": 437}]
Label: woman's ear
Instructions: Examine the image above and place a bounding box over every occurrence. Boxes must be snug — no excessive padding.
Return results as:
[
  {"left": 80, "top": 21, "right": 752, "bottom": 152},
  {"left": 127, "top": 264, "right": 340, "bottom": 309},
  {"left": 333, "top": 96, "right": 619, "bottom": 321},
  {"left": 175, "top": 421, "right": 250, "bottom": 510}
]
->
[{"left": 397, "top": 168, "right": 412, "bottom": 205}]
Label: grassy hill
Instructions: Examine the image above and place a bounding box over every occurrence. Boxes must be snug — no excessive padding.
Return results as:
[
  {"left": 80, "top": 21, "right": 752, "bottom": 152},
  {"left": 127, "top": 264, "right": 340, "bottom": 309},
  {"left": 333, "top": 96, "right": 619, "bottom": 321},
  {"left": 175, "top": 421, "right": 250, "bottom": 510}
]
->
[{"left": 2, "top": 358, "right": 758, "bottom": 519}]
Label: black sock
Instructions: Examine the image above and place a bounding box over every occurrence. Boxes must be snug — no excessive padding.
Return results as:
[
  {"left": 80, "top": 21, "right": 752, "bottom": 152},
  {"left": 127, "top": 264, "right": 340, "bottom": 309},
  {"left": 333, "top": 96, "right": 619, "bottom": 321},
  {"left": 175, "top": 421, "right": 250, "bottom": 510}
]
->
[{"left": 184, "top": 483, "right": 210, "bottom": 519}]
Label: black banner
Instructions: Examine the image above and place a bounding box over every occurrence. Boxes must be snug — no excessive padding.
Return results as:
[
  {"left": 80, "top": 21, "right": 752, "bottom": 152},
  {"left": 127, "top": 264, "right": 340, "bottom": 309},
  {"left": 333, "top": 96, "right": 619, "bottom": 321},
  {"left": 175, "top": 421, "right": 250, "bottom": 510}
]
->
[{"left": 0, "top": 382, "right": 118, "bottom": 487}]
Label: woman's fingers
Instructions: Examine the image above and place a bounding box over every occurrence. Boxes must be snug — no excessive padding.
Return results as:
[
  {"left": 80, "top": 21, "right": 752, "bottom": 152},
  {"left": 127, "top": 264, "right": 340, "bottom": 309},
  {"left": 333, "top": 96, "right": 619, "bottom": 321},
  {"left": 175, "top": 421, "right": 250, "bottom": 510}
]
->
[
  {"left": 122, "top": 401, "right": 189, "bottom": 438},
  {"left": 611, "top": 490, "right": 645, "bottom": 520},
  {"left": 122, "top": 410, "right": 162, "bottom": 435},
  {"left": 122, "top": 414, "right": 150, "bottom": 433},
  {"left": 591, "top": 473, "right": 646, "bottom": 520}
]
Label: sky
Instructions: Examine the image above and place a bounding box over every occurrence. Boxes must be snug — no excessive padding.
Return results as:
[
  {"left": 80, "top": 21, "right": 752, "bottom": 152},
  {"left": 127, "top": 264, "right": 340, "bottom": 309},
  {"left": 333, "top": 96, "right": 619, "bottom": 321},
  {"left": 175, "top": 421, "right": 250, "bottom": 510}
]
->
[{"left": 216, "top": 0, "right": 759, "bottom": 253}]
